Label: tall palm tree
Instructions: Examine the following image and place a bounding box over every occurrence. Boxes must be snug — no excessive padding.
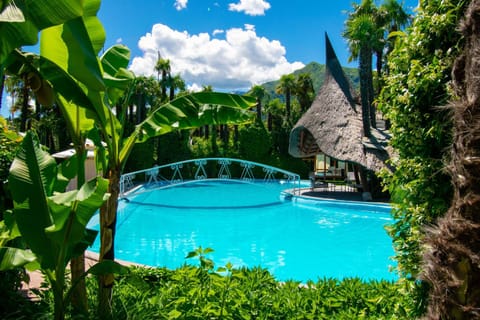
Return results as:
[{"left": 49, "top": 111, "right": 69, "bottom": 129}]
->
[
  {"left": 265, "top": 98, "right": 282, "bottom": 132},
  {"left": 344, "top": 0, "right": 382, "bottom": 136},
  {"left": 169, "top": 74, "right": 185, "bottom": 101},
  {"left": 378, "top": 0, "right": 410, "bottom": 76},
  {"left": 295, "top": 73, "right": 315, "bottom": 112},
  {"left": 154, "top": 53, "right": 171, "bottom": 102},
  {"left": 275, "top": 74, "right": 296, "bottom": 121},
  {"left": 249, "top": 84, "right": 268, "bottom": 122},
  {"left": 5, "top": 73, "right": 33, "bottom": 132}
]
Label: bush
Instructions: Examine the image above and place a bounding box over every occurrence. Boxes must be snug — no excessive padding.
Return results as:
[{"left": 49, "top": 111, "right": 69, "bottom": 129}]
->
[{"left": 19, "top": 255, "right": 416, "bottom": 319}]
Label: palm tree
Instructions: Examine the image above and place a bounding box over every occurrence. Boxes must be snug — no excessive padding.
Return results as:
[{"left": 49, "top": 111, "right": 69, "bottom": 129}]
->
[
  {"left": 249, "top": 84, "right": 268, "bottom": 122},
  {"left": 275, "top": 74, "right": 296, "bottom": 121},
  {"left": 5, "top": 73, "right": 33, "bottom": 132},
  {"left": 169, "top": 74, "right": 185, "bottom": 101},
  {"left": 154, "top": 53, "right": 171, "bottom": 101},
  {"left": 265, "top": 98, "right": 283, "bottom": 132},
  {"left": 295, "top": 73, "right": 315, "bottom": 112},
  {"left": 378, "top": 0, "right": 410, "bottom": 76},
  {"left": 343, "top": 0, "right": 383, "bottom": 136}
]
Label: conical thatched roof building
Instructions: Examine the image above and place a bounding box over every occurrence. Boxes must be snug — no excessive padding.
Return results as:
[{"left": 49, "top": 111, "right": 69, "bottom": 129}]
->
[{"left": 289, "top": 33, "right": 390, "bottom": 173}]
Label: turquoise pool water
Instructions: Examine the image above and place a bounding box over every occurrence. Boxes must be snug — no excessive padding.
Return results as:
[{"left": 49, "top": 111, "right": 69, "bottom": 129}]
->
[{"left": 88, "top": 180, "right": 396, "bottom": 282}]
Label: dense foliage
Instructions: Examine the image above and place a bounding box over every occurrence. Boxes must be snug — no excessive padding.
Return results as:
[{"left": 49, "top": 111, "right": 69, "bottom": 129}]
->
[
  {"left": 11, "top": 255, "right": 411, "bottom": 320},
  {"left": 377, "top": 0, "right": 469, "bottom": 313},
  {"left": 0, "top": 117, "right": 21, "bottom": 214}
]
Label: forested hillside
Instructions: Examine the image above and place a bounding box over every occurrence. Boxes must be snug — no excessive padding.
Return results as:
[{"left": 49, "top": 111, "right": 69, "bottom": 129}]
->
[{"left": 261, "top": 62, "right": 359, "bottom": 98}]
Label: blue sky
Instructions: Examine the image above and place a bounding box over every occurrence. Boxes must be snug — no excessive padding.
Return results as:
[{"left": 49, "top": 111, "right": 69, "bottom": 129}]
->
[{"left": 1, "top": 0, "right": 418, "bottom": 117}]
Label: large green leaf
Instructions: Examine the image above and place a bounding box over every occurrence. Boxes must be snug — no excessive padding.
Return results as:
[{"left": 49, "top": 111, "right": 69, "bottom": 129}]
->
[
  {"left": 101, "top": 44, "right": 135, "bottom": 105},
  {"left": 8, "top": 131, "right": 57, "bottom": 269},
  {"left": 0, "top": 0, "right": 83, "bottom": 65},
  {"left": 120, "top": 92, "right": 255, "bottom": 163},
  {"left": 0, "top": 217, "right": 36, "bottom": 271},
  {"left": 6, "top": 50, "right": 98, "bottom": 131},
  {"left": 40, "top": 9, "right": 105, "bottom": 91},
  {"left": 87, "top": 260, "right": 129, "bottom": 276},
  {"left": 46, "top": 177, "right": 109, "bottom": 251},
  {"left": 0, "top": 247, "right": 37, "bottom": 271}
]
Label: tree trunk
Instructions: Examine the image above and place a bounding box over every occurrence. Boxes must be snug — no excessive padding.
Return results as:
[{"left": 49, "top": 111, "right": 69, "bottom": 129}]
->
[
  {"left": 267, "top": 112, "right": 272, "bottom": 132},
  {"left": 70, "top": 255, "right": 88, "bottom": 315},
  {"left": 161, "top": 70, "right": 167, "bottom": 101},
  {"left": 367, "top": 59, "right": 376, "bottom": 129},
  {"left": 169, "top": 85, "right": 175, "bottom": 101},
  {"left": 20, "top": 81, "right": 30, "bottom": 132},
  {"left": 375, "top": 49, "right": 383, "bottom": 96},
  {"left": 98, "top": 167, "right": 120, "bottom": 319},
  {"left": 285, "top": 91, "right": 291, "bottom": 119},
  {"left": 359, "top": 46, "right": 371, "bottom": 137},
  {"left": 256, "top": 100, "right": 262, "bottom": 121},
  {"left": 205, "top": 125, "right": 209, "bottom": 139},
  {"left": 233, "top": 125, "right": 239, "bottom": 148},
  {"left": 0, "top": 74, "right": 5, "bottom": 112},
  {"left": 422, "top": 2, "right": 480, "bottom": 318},
  {"left": 136, "top": 94, "right": 145, "bottom": 124}
]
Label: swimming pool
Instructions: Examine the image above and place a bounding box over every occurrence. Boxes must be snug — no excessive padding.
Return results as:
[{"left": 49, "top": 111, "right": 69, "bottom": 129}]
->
[{"left": 87, "top": 180, "right": 396, "bottom": 282}]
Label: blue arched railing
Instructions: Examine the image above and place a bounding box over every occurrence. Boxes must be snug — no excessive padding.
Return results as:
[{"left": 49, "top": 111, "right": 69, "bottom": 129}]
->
[{"left": 119, "top": 158, "right": 301, "bottom": 197}]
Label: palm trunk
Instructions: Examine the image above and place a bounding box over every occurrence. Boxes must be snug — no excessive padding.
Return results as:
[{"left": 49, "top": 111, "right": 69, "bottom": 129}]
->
[
  {"left": 422, "top": 2, "right": 480, "bottom": 318},
  {"left": 20, "top": 81, "right": 30, "bottom": 132},
  {"left": 367, "top": 57, "right": 376, "bottom": 129},
  {"left": 359, "top": 46, "right": 371, "bottom": 137},
  {"left": 285, "top": 91, "right": 291, "bottom": 120},
  {"left": 267, "top": 112, "right": 272, "bottom": 132},
  {"left": 256, "top": 100, "right": 262, "bottom": 121},
  {"left": 161, "top": 71, "right": 167, "bottom": 101},
  {"left": 375, "top": 49, "right": 383, "bottom": 95},
  {"left": 233, "top": 125, "right": 239, "bottom": 148},
  {"left": 169, "top": 85, "right": 175, "bottom": 101},
  {"left": 0, "top": 74, "right": 4, "bottom": 111}
]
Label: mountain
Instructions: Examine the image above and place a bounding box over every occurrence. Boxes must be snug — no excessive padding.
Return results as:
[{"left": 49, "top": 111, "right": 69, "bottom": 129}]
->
[{"left": 260, "top": 61, "right": 359, "bottom": 99}]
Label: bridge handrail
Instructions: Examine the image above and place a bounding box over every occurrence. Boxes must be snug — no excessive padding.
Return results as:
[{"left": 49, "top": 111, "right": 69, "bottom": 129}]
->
[{"left": 120, "top": 157, "right": 300, "bottom": 196}]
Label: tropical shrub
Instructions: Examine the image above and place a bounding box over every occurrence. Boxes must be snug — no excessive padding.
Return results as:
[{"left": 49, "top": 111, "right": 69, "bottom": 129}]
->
[
  {"left": 28, "top": 251, "right": 408, "bottom": 319},
  {"left": 238, "top": 122, "right": 272, "bottom": 163},
  {"left": 0, "top": 117, "right": 21, "bottom": 214}
]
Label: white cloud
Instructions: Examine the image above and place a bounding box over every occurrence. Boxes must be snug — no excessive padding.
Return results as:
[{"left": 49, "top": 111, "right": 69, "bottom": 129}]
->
[
  {"left": 187, "top": 83, "right": 203, "bottom": 92},
  {"left": 116, "top": 37, "right": 123, "bottom": 43},
  {"left": 212, "top": 29, "right": 224, "bottom": 36},
  {"left": 174, "top": 0, "right": 188, "bottom": 11},
  {"left": 244, "top": 24, "right": 255, "bottom": 31},
  {"left": 130, "top": 23, "right": 304, "bottom": 91},
  {"left": 228, "top": 0, "right": 271, "bottom": 16}
]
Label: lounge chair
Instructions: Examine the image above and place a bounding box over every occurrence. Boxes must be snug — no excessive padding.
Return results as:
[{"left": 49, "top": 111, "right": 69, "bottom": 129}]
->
[{"left": 309, "top": 172, "right": 330, "bottom": 191}]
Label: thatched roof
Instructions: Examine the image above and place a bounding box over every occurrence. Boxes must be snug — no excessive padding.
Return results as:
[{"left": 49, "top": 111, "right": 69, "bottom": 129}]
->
[{"left": 288, "top": 33, "right": 391, "bottom": 172}]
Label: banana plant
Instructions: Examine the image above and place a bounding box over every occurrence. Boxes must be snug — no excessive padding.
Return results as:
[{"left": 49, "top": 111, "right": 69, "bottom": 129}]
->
[
  {"left": 7, "top": 131, "right": 128, "bottom": 320},
  {"left": 36, "top": 15, "right": 255, "bottom": 317},
  {"left": 4, "top": 1, "right": 256, "bottom": 317}
]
